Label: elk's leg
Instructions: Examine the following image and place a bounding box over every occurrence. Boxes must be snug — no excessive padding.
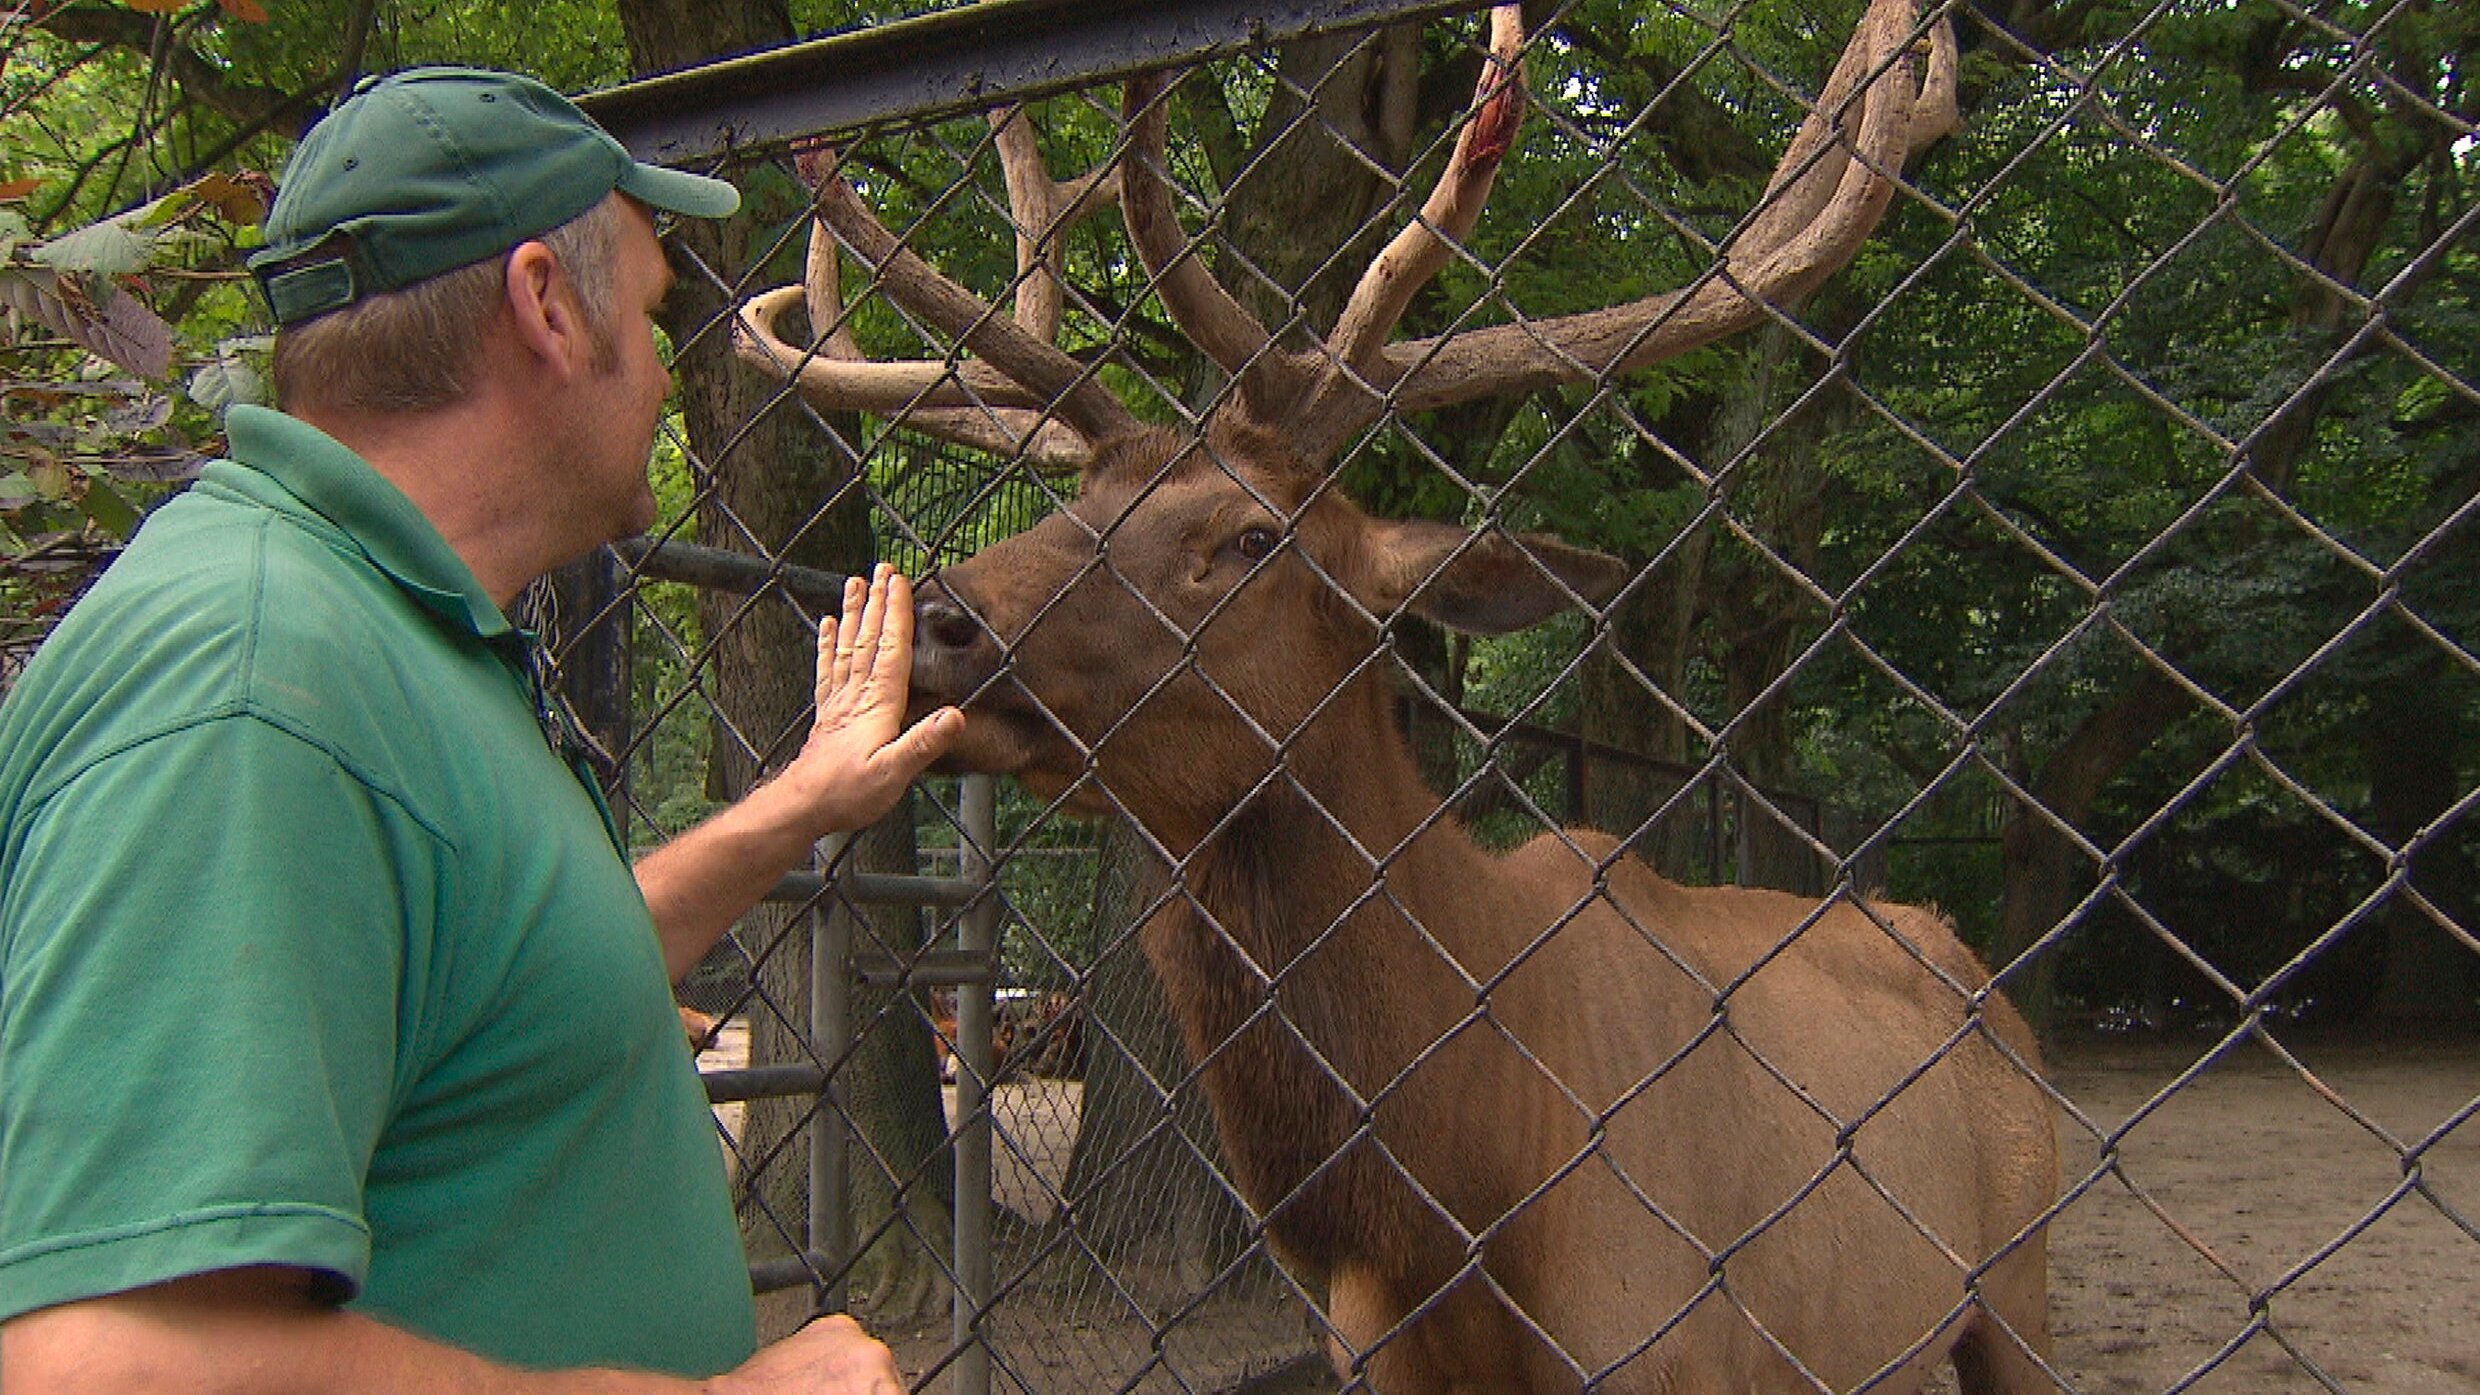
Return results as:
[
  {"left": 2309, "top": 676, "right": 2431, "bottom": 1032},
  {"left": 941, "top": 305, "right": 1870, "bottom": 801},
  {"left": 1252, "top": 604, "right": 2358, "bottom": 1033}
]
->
[
  {"left": 1953, "top": 1235, "right": 2055, "bottom": 1395},
  {"left": 1325, "top": 1266, "right": 1527, "bottom": 1395}
]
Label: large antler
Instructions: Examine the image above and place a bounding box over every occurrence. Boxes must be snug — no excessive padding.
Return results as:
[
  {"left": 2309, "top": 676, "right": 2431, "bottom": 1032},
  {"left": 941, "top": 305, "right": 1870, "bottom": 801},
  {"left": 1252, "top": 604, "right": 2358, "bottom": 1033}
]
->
[
  {"left": 1116, "top": 70, "right": 1303, "bottom": 417},
  {"left": 1113, "top": 6, "right": 1527, "bottom": 426},
  {"left": 734, "top": 0, "right": 1954, "bottom": 477},
  {"left": 1259, "top": 0, "right": 1957, "bottom": 464},
  {"left": 732, "top": 123, "right": 1137, "bottom": 470}
]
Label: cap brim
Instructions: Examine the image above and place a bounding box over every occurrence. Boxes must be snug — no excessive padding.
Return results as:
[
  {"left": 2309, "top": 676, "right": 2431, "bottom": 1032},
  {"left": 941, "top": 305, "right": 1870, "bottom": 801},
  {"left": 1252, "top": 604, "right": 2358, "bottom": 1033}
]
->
[{"left": 617, "top": 162, "right": 740, "bottom": 219}]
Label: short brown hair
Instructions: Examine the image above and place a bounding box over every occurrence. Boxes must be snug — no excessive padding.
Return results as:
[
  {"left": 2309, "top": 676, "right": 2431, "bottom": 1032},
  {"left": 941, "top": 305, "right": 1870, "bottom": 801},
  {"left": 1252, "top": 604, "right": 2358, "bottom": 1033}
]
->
[{"left": 271, "top": 196, "right": 626, "bottom": 418}]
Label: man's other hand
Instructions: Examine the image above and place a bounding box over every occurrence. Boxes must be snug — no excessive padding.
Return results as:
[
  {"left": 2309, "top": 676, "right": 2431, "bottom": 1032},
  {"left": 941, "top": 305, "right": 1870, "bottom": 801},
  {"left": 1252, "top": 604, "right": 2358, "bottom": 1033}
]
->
[{"left": 703, "top": 1314, "right": 904, "bottom": 1395}]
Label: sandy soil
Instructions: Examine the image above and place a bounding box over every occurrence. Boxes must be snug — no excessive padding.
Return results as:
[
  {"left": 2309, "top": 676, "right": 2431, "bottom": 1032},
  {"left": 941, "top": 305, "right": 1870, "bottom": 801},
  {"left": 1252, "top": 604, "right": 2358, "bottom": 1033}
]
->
[
  {"left": 714, "top": 1031, "right": 2478, "bottom": 1394},
  {"left": 2039, "top": 1032, "right": 2477, "bottom": 1395}
]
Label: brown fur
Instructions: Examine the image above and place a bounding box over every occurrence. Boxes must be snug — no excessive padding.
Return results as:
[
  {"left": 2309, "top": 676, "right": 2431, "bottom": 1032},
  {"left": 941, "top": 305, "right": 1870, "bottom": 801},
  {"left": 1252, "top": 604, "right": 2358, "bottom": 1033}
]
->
[{"left": 909, "top": 423, "right": 2057, "bottom": 1394}]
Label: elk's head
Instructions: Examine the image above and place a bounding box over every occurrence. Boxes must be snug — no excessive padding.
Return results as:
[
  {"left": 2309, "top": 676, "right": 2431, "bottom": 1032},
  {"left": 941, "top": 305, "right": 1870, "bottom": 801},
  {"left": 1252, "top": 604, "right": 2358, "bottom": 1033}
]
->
[
  {"left": 905, "top": 418, "right": 1627, "bottom": 833},
  {"left": 734, "top": 2, "right": 1954, "bottom": 836}
]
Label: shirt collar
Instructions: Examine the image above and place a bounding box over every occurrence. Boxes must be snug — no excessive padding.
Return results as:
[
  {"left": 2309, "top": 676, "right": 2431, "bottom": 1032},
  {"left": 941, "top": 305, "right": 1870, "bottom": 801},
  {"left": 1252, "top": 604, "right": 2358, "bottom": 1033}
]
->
[{"left": 216, "top": 404, "right": 514, "bottom": 642}]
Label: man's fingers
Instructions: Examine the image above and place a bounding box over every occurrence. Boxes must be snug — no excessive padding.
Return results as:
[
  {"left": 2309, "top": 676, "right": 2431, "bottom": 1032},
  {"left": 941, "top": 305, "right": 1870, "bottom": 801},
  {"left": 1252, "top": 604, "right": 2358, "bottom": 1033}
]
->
[
  {"left": 897, "top": 707, "right": 964, "bottom": 771},
  {"left": 827, "top": 575, "right": 866, "bottom": 693},
  {"left": 851, "top": 562, "right": 892, "bottom": 665},
  {"left": 872, "top": 571, "right": 916, "bottom": 683}
]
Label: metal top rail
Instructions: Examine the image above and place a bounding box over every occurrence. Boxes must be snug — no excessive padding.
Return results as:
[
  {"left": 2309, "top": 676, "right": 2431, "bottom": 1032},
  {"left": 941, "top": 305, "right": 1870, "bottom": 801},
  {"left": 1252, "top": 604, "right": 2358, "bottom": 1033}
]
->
[{"left": 577, "top": 0, "right": 1492, "bottom": 163}]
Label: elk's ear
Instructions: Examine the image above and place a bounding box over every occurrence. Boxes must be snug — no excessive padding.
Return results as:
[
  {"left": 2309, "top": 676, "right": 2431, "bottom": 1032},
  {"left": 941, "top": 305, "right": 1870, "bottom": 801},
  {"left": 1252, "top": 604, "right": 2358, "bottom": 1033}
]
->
[{"left": 1360, "top": 519, "right": 1629, "bottom": 635}]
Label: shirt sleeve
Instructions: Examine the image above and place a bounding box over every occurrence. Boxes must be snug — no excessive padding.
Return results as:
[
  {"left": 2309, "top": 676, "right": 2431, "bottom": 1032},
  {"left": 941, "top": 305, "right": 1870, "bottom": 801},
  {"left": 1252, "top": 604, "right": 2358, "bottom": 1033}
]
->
[{"left": 0, "top": 711, "right": 429, "bottom": 1321}]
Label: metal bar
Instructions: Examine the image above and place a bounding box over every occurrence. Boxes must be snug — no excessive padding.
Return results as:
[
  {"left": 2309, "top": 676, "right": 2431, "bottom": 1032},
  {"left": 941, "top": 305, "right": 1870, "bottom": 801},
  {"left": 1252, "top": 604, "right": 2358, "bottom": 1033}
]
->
[
  {"left": 749, "top": 1251, "right": 838, "bottom": 1296},
  {"left": 578, "top": 0, "right": 1493, "bottom": 164},
  {"left": 812, "top": 836, "right": 853, "bottom": 1316},
  {"left": 703, "top": 1063, "right": 827, "bottom": 1104},
  {"left": 766, "top": 869, "right": 984, "bottom": 908},
  {"left": 850, "top": 947, "right": 997, "bottom": 989},
  {"left": 1457, "top": 705, "right": 1713, "bottom": 785},
  {"left": 1708, "top": 778, "right": 1725, "bottom": 886},
  {"left": 610, "top": 537, "right": 850, "bottom": 615},
  {"left": 951, "top": 775, "right": 1000, "bottom": 1395},
  {"left": 1734, "top": 781, "right": 1752, "bottom": 889}
]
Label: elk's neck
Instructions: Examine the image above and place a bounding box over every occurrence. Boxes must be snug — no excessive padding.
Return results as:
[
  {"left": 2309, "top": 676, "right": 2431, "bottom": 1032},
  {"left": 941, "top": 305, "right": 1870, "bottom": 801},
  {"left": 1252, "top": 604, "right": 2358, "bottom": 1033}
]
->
[
  {"left": 1174, "top": 678, "right": 1481, "bottom": 967},
  {"left": 1136, "top": 679, "right": 1505, "bottom": 1267}
]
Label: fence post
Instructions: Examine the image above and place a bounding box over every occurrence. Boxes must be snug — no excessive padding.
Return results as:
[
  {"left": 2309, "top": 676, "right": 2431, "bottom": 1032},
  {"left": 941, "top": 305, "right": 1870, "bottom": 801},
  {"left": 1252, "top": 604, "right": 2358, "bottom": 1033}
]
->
[
  {"left": 1707, "top": 778, "right": 1725, "bottom": 885},
  {"left": 809, "top": 833, "right": 853, "bottom": 1315},
  {"left": 1733, "top": 779, "right": 1752, "bottom": 889},
  {"left": 952, "top": 775, "right": 999, "bottom": 1395}
]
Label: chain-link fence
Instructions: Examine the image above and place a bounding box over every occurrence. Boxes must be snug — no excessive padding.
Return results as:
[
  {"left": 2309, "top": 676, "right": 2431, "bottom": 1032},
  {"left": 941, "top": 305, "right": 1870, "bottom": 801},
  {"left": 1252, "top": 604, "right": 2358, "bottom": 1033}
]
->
[{"left": 533, "top": 2, "right": 2474, "bottom": 1392}]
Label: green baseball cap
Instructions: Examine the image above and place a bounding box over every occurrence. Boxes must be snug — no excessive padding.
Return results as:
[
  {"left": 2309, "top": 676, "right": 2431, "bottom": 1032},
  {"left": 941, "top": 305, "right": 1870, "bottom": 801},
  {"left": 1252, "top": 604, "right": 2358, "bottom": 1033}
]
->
[{"left": 250, "top": 66, "right": 740, "bottom": 325}]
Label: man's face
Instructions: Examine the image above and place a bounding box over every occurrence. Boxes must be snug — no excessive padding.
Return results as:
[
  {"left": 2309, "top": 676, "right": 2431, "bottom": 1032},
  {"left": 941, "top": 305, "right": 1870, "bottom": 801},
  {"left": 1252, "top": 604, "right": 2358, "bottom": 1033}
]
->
[{"left": 568, "top": 196, "right": 677, "bottom": 541}]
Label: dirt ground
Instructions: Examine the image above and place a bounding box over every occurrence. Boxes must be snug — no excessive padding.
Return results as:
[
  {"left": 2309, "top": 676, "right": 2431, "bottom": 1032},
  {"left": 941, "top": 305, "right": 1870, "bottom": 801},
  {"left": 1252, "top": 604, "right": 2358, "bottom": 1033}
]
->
[
  {"left": 2037, "top": 1031, "right": 2477, "bottom": 1395},
  {"left": 725, "top": 1031, "right": 2477, "bottom": 1395}
]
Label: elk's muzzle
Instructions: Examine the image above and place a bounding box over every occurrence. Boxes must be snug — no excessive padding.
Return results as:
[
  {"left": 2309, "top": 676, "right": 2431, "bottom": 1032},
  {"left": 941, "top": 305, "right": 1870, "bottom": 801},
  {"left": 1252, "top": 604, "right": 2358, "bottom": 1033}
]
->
[{"left": 909, "top": 578, "right": 1000, "bottom": 714}]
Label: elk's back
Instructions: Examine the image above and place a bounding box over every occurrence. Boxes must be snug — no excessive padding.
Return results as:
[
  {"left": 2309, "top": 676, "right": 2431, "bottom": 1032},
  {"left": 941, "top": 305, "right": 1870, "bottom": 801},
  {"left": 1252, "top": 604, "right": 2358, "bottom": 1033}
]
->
[{"left": 1460, "top": 830, "right": 2055, "bottom": 1392}]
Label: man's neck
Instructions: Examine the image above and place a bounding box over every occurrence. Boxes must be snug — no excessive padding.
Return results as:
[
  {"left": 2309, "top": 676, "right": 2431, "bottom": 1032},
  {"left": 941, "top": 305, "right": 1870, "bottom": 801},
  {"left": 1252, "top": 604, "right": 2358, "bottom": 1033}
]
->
[{"left": 296, "top": 396, "right": 567, "bottom": 609}]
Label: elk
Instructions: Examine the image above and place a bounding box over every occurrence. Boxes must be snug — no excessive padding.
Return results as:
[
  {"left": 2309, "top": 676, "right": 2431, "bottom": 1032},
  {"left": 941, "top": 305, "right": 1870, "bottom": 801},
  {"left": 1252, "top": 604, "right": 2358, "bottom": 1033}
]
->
[{"left": 737, "top": 4, "right": 2057, "bottom": 1392}]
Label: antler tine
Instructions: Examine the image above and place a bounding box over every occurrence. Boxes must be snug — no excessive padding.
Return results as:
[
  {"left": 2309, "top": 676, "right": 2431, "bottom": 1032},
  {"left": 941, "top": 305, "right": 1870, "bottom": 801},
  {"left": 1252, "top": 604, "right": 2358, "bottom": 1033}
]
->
[
  {"left": 730, "top": 147, "right": 1104, "bottom": 470},
  {"left": 1732, "top": 0, "right": 1931, "bottom": 260},
  {"left": 1323, "top": 4, "right": 1528, "bottom": 374},
  {"left": 1907, "top": 13, "right": 1962, "bottom": 157},
  {"left": 733, "top": 291, "right": 1101, "bottom": 470},
  {"left": 1118, "top": 71, "right": 1314, "bottom": 414},
  {"left": 1284, "top": 0, "right": 1951, "bottom": 462},
  {"left": 811, "top": 151, "right": 1144, "bottom": 449},
  {"left": 989, "top": 104, "right": 1124, "bottom": 342}
]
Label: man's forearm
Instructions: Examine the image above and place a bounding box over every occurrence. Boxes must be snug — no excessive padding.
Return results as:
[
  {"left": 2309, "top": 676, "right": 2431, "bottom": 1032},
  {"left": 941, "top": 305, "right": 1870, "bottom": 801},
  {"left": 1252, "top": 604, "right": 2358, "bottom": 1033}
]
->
[
  {"left": 635, "top": 776, "right": 821, "bottom": 982},
  {"left": 0, "top": 1279, "right": 708, "bottom": 1395},
  {"left": 4, "top": 1271, "right": 902, "bottom": 1395}
]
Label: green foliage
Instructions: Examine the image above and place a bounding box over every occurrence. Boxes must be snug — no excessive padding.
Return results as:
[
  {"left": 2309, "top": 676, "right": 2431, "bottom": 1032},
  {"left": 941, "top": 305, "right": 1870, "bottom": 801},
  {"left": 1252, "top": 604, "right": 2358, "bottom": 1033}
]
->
[{"left": 6, "top": 0, "right": 2472, "bottom": 1027}]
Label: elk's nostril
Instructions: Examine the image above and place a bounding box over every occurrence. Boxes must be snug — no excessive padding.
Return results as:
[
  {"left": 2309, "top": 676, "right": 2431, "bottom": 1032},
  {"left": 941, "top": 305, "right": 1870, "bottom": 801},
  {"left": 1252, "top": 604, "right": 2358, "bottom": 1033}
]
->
[{"left": 918, "top": 598, "right": 982, "bottom": 652}]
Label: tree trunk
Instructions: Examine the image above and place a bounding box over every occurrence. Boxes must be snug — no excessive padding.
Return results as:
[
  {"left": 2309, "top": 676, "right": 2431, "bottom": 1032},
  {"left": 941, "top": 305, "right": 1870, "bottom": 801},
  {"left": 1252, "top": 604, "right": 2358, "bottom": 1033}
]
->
[
  {"left": 528, "top": 551, "right": 635, "bottom": 817},
  {"left": 1214, "top": 25, "right": 1417, "bottom": 342},
  {"left": 613, "top": 0, "right": 955, "bottom": 1325},
  {"left": 1053, "top": 822, "right": 1256, "bottom": 1312},
  {"left": 1994, "top": 667, "right": 2190, "bottom": 1033},
  {"left": 1579, "top": 549, "right": 1706, "bottom": 877},
  {"left": 1990, "top": 78, "right": 2442, "bottom": 1035},
  {"left": 1704, "top": 318, "right": 1849, "bottom": 895},
  {"left": 2362, "top": 630, "right": 2479, "bottom": 1028}
]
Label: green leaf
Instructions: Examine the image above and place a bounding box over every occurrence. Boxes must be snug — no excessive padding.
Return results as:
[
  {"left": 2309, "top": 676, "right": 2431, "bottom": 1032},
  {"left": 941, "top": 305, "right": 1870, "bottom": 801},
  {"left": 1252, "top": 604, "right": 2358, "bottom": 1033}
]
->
[
  {"left": 0, "top": 473, "right": 38, "bottom": 510},
  {"left": 30, "top": 220, "right": 160, "bottom": 278},
  {"left": 79, "top": 479, "right": 141, "bottom": 538},
  {"left": 189, "top": 356, "right": 267, "bottom": 413},
  {"left": 25, "top": 457, "right": 71, "bottom": 501},
  {"left": 128, "top": 190, "right": 197, "bottom": 232}
]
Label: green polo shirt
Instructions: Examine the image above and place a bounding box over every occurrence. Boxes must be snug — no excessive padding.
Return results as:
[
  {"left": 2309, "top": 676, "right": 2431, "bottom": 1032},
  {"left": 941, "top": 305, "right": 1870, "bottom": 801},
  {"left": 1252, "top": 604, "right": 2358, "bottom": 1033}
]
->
[{"left": 0, "top": 406, "right": 755, "bottom": 1375}]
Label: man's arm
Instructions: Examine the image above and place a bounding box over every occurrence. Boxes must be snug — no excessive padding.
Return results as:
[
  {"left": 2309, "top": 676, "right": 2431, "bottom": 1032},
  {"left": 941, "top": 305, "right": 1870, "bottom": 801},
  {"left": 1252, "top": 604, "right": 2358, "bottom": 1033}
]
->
[
  {"left": 0, "top": 1268, "right": 902, "bottom": 1395},
  {"left": 636, "top": 566, "right": 963, "bottom": 981}
]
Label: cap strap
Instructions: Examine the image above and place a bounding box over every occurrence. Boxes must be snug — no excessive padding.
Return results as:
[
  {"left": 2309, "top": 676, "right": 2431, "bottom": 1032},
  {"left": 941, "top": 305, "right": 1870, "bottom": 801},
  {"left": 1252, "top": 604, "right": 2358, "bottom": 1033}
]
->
[{"left": 257, "top": 254, "right": 362, "bottom": 325}]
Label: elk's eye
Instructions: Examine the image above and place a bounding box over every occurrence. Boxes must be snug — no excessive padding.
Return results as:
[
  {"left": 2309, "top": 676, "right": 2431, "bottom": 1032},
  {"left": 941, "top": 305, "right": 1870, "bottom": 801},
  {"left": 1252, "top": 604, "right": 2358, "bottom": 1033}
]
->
[{"left": 1234, "top": 526, "right": 1279, "bottom": 562}]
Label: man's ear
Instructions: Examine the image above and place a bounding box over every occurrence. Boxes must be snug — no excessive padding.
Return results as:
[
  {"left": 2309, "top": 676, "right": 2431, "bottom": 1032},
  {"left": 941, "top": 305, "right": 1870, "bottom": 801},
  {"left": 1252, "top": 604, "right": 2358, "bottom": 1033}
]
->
[
  {"left": 1357, "top": 518, "right": 1629, "bottom": 635},
  {"left": 500, "top": 240, "right": 588, "bottom": 378}
]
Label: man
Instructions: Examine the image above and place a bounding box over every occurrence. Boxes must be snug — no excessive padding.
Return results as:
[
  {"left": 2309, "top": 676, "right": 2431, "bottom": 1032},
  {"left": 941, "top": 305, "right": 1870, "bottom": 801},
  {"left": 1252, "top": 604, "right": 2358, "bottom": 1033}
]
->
[{"left": 0, "top": 68, "right": 961, "bottom": 1393}]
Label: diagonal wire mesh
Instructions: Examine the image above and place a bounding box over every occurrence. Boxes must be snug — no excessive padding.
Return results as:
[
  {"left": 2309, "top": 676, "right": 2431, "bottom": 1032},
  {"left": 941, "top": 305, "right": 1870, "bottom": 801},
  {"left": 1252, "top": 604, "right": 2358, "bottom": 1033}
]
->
[{"left": 532, "top": 2, "right": 2477, "bottom": 1392}]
